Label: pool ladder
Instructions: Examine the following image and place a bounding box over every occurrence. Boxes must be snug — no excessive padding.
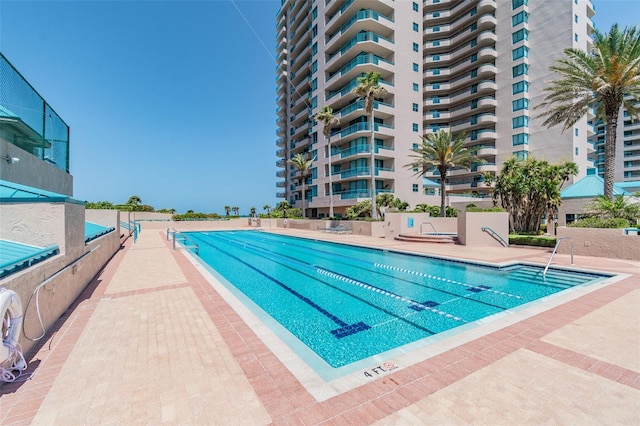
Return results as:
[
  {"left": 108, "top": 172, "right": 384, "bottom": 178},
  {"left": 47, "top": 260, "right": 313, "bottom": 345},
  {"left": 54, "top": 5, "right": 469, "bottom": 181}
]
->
[
  {"left": 167, "top": 228, "right": 199, "bottom": 255},
  {"left": 543, "top": 237, "right": 573, "bottom": 276}
]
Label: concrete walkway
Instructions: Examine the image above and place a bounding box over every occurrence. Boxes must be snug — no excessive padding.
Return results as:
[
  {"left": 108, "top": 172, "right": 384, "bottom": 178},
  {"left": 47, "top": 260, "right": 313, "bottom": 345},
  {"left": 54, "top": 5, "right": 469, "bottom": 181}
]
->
[{"left": 1, "top": 225, "right": 638, "bottom": 425}]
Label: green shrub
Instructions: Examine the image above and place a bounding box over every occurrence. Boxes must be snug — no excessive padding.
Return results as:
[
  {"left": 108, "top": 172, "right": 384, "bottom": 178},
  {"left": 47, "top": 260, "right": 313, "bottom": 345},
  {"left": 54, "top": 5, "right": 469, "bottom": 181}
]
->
[
  {"left": 465, "top": 206, "right": 505, "bottom": 212},
  {"left": 509, "top": 235, "right": 557, "bottom": 247},
  {"left": 568, "top": 217, "right": 630, "bottom": 228}
]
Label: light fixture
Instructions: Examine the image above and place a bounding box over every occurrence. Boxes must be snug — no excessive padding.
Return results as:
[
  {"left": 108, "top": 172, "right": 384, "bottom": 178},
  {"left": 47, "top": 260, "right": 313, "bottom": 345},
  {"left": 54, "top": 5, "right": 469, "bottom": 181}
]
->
[{"left": 1, "top": 155, "right": 20, "bottom": 164}]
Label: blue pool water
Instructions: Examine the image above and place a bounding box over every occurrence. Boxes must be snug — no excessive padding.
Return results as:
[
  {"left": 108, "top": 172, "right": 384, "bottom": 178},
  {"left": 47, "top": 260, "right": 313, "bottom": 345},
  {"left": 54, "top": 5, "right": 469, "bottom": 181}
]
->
[{"left": 186, "top": 230, "right": 609, "bottom": 368}]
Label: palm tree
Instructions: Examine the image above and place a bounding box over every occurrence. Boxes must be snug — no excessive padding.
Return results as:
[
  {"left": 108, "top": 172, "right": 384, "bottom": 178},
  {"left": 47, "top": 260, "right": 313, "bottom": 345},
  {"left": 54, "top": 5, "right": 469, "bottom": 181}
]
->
[
  {"left": 352, "top": 71, "right": 388, "bottom": 219},
  {"left": 289, "top": 153, "right": 315, "bottom": 219},
  {"left": 249, "top": 207, "right": 256, "bottom": 217},
  {"left": 126, "top": 195, "right": 141, "bottom": 206},
  {"left": 537, "top": 24, "right": 640, "bottom": 201},
  {"left": 277, "top": 200, "right": 290, "bottom": 218},
  {"left": 406, "top": 129, "right": 482, "bottom": 217},
  {"left": 224, "top": 205, "right": 231, "bottom": 216},
  {"left": 315, "top": 106, "right": 340, "bottom": 218},
  {"left": 263, "top": 204, "right": 271, "bottom": 217},
  {"left": 232, "top": 206, "right": 239, "bottom": 216}
]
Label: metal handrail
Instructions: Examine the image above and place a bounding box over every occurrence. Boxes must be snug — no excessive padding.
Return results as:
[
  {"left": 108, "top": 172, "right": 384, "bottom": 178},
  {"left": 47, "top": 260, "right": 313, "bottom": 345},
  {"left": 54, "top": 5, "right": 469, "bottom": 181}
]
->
[
  {"left": 420, "top": 222, "right": 437, "bottom": 235},
  {"left": 543, "top": 236, "right": 573, "bottom": 276},
  {"left": 481, "top": 226, "right": 508, "bottom": 247},
  {"left": 167, "top": 227, "right": 177, "bottom": 241},
  {"left": 172, "top": 231, "right": 199, "bottom": 255}
]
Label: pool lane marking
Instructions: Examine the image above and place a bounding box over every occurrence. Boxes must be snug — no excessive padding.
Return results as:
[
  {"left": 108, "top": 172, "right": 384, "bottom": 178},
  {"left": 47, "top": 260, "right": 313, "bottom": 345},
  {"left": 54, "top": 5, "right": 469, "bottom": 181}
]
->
[
  {"left": 243, "top": 232, "right": 521, "bottom": 299},
  {"left": 373, "top": 263, "right": 521, "bottom": 299},
  {"left": 192, "top": 234, "right": 369, "bottom": 337},
  {"left": 208, "top": 233, "right": 466, "bottom": 324},
  {"left": 198, "top": 233, "right": 440, "bottom": 335},
  {"left": 316, "top": 268, "right": 465, "bottom": 322},
  {"left": 226, "top": 232, "right": 520, "bottom": 310}
]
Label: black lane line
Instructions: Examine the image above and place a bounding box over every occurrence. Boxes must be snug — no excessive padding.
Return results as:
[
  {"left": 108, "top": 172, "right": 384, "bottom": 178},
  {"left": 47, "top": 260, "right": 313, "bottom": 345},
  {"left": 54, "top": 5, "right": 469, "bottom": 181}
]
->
[
  {"left": 221, "top": 232, "right": 513, "bottom": 311},
  {"left": 192, "top": 233, "right": 439, "bottom": 335}
]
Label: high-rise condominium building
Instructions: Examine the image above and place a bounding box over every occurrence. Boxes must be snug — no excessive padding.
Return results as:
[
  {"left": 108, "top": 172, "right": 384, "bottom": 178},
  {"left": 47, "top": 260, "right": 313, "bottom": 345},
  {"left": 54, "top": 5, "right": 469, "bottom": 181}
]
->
[{"left": 275, "top": 0, "right": 596, "bottom": 218}]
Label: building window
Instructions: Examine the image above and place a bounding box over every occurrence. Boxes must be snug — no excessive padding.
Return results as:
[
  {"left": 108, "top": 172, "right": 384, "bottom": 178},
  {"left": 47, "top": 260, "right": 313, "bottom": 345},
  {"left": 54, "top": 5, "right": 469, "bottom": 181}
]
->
[
  {"left": 574, "top": 33, "right": 578, "bottom": 42},
  {"left": 311, "top": 96, "right": 317, "bottom": 109},
  {"left": 311, "top": 78, "right": 317, "bottom": 91},
  {"left": 412, "top": 184, "right": 419, "bottom": 192},
  {"left": 575, "top": 128, "right": 579, "bottom": 136},
  {"left": 512, "top": 0, "right": 527, "bottom": 8},
  {"left": 512, "top": 80, "right": 529, "bottom": 94},
  {"left": 312, "top": 25, "right": 318, "bottom": 37},
  {"left": 470, "top": 68, "right": 478, "bottom": 78},
  {"left": 413, "top": 83, "right": 419, "bottom": 92},
  {"left": 412, "top": 123, "right": 419, "bottom": 132},
  {"left": 432, "top": 111, "right": 440, "bottom": 118},
  {"left": 512, "top": 28, "right": 529, "bottom": 43},
  {"left": 575, "top": 14, "right": 578, "bottom": 23},
  {"left": 512, "top": 11, "right": 529, "bottom": 26},
  {"left": 470, "top": 7, "right": 477, "bottom": 16},
  {"left": 433, "top": 26, "right": 440, "bottom": 32},
  {"left": 470, "top": 53, "right": 478, "bottom": 63},
  {"left": 513, "top": 150, "right": 528, "bottom": 160},
  {"left": 413, "top": 22, "right": 419, "bottom": 32},
  {"left": 512, "top": 115, "right": 529, "bottom": 128},
  {"left": 512, "top": 46, "right": 529, "bottom": 60},
  {"left": 432, "top": 54, "right": 440, "bottom": 61},
  {"left": 470, "top": 84, "right": 478, "bottom": 94},
  {"left": 512, "top": 98, "right": 529, "bottom": 111},
  {"left": 471, "top": 100, "right": 478, "bottom": 109},
  {"left": 432, "top": 96, "right": 440, "bottom": 104},
  {"left": 432, "top": 83, "right": 440, "bottom": 89},
  {"left": 433, "top": 12, "right": 440, "bottom": 17},
  {"left": 512, "top": 63, "right": 529, "bottom": 77},
  {"left": 413, "top": 143, "right": 419, "bottom": 150},
  {"left": 575, "top": 147, "right": 579, "bottom": 155},
  {"left": 433, "top": 40, "right": 440, "bottom": 46},
  {"left": 512, "top": 133, "right": 529, "bottom": 145},
  {"left": 433, "top": 68, "right": 440, "bottom": 75},
  {"left": 312, "top": 6, "right": 317, "bottom": 19},
  {"left": 470, "top": 38, "right": 477, "bottom": 47},
  {"left": 412, "top": 103, "right": 419, "bottom": 112},
  {"left": 413, "top": 42, "right": 419, "bottom": 52},
  {"left": 413, "top": 2, "right": 419, "bottom": 11},
  {"left": 470, "top": 23, "right": 477, "bottom": 31},
  {"left": 413, "top": 63, "right": 419, "bottom": 72}
]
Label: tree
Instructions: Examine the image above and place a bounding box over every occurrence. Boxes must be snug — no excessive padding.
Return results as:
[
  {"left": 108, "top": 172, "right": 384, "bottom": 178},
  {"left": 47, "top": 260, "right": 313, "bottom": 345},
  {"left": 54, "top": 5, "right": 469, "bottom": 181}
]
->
[
  {"left": 277, "top": 200, "right": 290, "bottom": 218},
  {"left": 315, "top": 106, "right": 340, "bottom": 218},
  {"left": 537, "top": 24, "right": 640, "bottom": 201},
  {"left": 263, "top": 204, "right": 271, "bottom": 217},
  {"left": 126, "top": 195, "right": 141, "bottom": 206},
  {"left": 232, "top": 206, "right": 239, "bottom": 216},
  {"left": 249, "top": 207, "right": 256, "bottom": 217},
  {"left": 346, "top": 200, "right": 372, "bottom": 219},
  {"left": 376, "top": 193, "right": 395, "bottom": 218},
  {"left": 406, "top": 129, "right": 482, "bottom": 217},
  {"left": 224, "top": 205, "right": 231, "bottom": 216},
  {"left": 85, "top": 201, "right": 114, "bottom": 209},
  {"left": 352, "top": 71, "right": 388, "bottom": 219},
  {"left": 289, "top": 153, "right": 314, "bottom": 219},
  {"left": 492, "top": 157, "right": 578, "bottom": 234},
  {"left": 586, "top": 194, "right": 640, "bottom": 225}
]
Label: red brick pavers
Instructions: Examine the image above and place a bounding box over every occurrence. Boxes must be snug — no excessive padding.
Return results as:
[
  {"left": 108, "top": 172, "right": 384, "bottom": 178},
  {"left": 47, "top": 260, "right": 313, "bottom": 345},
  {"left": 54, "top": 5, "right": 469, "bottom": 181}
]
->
[{"left": 1, "top": 230, "right": 638, "bottom": 425}]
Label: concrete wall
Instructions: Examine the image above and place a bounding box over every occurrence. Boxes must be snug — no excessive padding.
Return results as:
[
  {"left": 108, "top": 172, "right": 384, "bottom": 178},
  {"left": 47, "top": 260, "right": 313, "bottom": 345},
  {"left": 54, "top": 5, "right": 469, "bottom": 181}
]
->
[
  {"left": 86, "top": 209, "right": 120, "bottom": 229},
  {"left": 556, "top": 227, "right": 640, "bottom": 260},
  {"left": 0, "top": 140, "right": 73, "bottom": 196},
  {"left": 383, "top": 213, "right": 457, "bottom": 240},
  {"left": 457, "top": 211, "right": 510, "bottom": 247}
]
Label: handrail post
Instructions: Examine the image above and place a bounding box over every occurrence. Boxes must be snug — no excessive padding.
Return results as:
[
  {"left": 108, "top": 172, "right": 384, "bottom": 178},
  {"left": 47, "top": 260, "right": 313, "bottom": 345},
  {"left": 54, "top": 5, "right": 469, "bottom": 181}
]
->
[{"left": 543, "top": 236, "right": 573, "bottom": 276}]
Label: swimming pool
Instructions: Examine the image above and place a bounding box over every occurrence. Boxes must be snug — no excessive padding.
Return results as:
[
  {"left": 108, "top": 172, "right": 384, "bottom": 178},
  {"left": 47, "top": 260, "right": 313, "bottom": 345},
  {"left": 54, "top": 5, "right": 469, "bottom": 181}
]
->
[{"left": 185, "top": 230, "right": 611, "bottom": 371}]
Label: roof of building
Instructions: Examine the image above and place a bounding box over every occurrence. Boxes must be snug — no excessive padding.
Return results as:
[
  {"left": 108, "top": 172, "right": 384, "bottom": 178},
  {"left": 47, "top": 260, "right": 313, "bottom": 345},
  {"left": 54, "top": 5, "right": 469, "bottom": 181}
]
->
[
  {"left": 561, "top": 170, "right": 632, "bottom": 199},
  {"left": 0, "top": 179, "right": 82, "bottom": 204}
]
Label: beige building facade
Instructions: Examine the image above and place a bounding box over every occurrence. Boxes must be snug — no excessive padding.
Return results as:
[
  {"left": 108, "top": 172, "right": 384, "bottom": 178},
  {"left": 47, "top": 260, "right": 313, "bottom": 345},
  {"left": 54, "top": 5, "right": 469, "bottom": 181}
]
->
[{"left": 275, "top": 0, "right": 597, "bottom": 218}]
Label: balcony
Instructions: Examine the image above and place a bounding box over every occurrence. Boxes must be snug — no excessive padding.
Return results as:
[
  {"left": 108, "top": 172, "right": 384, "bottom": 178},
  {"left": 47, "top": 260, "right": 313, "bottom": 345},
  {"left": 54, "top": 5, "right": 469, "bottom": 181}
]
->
[
  {"left": 325, "top": 9, "right": 394, "bottom": 51},
  {"left": 325, "top": 53, "right": 394, "bottom": 90},
  {"left": 326, "top": 31, "right": 394, "bottom": 71},
  {"left": 332, "top": 122, "right": 395, "bottom": 139}
]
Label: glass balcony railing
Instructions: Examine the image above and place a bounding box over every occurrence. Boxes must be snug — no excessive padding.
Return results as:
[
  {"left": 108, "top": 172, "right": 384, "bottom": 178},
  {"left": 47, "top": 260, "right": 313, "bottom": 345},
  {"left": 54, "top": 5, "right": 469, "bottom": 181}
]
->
[
  {"left": 332, "top": 122, "right": 395, "bottom": 138},
  {"left": 337, "top": 100, "right": 394, "bottom": 117},
  {"left": 336, "top": 188, "right": 393, "bottom": 199},
  {"left": 327, "top": 9, "right": 394, "bottom": 44},
  {"left": 327, "top": 53, "right": 393, "bottom": 81},
  {"left": 328, "top": 31, "right": 394, "bottom": 62}
]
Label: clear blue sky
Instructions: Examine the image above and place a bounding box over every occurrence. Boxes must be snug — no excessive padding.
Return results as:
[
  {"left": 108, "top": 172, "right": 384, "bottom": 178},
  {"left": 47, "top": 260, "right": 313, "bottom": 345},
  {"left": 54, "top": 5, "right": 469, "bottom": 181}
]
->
[{"left": 0, "top": 0, "right": 638, "bottom": 214}]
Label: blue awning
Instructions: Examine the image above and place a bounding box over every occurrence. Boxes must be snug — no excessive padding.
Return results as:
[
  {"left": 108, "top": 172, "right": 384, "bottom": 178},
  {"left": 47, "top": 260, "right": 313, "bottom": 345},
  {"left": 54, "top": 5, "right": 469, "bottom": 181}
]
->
[{"left": 422, "top": 177, "right": 440, "bottom": 187}]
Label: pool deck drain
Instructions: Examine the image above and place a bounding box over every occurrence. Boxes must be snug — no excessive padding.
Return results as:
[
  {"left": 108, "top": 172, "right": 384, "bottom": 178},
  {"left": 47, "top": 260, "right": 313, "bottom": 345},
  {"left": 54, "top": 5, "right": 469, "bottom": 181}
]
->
[{"left": 1, "top": 224, "right": 638, "bottom": 425}]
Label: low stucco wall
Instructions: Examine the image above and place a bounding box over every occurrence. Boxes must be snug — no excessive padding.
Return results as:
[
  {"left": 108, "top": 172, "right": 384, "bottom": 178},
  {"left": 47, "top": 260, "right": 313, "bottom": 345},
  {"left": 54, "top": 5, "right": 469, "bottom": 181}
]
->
[
  {"left": 556, "top": 227, "right": 640, "bottom": 260},
  {"left": 85, "top": 209, "right": 120, "bottom": 229},
  {"left": 0, "top": 201, "right": 122, "bottom": 359},
  {"left": 457, "top": 212, "right": 509, "bottom": 247},
  {"left": 383, "top": 213, "right": 457, "bottom": 240}
]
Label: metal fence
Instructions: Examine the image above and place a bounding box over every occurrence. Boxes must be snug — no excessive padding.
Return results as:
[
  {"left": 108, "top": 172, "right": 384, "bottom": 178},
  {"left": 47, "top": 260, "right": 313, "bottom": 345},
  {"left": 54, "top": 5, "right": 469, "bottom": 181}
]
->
[{"left": 0, "top": 53, "right": 70, "bottom": 172}]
